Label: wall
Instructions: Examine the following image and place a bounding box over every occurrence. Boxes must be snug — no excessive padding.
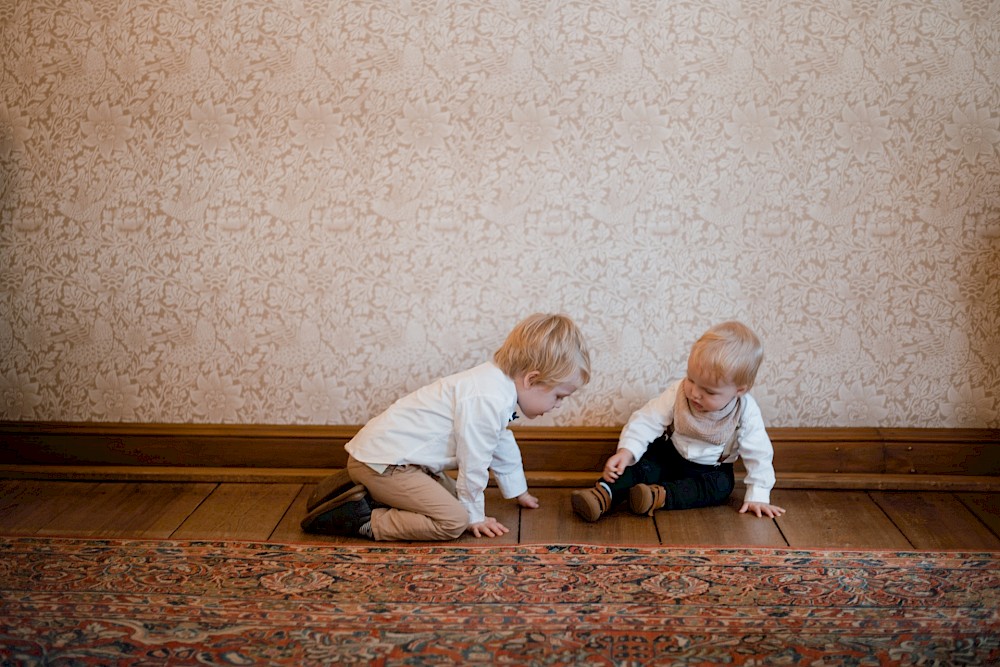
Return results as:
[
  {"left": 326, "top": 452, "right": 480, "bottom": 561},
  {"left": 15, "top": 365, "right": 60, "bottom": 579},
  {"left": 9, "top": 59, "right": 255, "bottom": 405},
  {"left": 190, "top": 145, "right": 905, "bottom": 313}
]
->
[{"left": 1, "top": 0, "right": 998, "bottom": 428}]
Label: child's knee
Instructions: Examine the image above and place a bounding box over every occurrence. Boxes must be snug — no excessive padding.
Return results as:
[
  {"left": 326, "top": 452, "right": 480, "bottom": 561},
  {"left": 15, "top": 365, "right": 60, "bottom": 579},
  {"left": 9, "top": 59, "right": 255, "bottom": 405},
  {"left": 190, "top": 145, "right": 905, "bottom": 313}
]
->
[
  {"left": 436, "top": 509, "right": 469, "bottom": 540},
  {"left": 705, "top": 478, "right": 736, "bottom": 506}
]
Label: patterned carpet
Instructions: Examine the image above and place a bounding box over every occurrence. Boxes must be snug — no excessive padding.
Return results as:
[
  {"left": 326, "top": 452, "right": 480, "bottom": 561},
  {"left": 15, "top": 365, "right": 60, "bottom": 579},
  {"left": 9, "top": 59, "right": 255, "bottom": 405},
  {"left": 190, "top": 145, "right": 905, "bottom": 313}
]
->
[{"left": 1, "top": 538, "right": 998, "bottom": 666}]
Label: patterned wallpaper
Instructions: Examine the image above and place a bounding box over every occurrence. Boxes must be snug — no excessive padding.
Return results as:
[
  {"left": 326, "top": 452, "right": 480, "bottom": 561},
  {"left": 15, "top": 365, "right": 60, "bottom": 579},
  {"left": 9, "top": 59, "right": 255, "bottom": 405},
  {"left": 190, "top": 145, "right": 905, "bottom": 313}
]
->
[{"left": 1, "top": 1, "right": 998, "bottom": 428}]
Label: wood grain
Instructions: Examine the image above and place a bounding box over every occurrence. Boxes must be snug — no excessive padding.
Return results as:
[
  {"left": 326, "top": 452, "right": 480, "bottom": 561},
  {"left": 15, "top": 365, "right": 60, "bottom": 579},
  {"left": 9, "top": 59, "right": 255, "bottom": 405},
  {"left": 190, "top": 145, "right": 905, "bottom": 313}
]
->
[
  {"left": 958, "top": 493, "right": 1000, "bottom": 537},
  {"left": 654, "top": 496, "right": 787, "bottom": 547},
  {"left": 870, "top": 491, "right": 1000, "bottom": 550},
  {"left": 772, "top": 490, "right": 912, "bottom": 549},
  {"left": 0, "top": 480, "right": 100, "bottom": 535},
  {"left": 173, "top": 483, "right": 302, "bottom": 541},
  {"left": 1, "top": 479, "right": 997, "bottom": 551}
]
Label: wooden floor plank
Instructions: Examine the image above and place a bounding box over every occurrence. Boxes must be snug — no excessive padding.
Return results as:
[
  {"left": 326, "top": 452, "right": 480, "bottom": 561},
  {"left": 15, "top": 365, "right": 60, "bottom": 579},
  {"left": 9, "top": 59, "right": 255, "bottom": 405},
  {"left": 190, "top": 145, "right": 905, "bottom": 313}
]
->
[
  {"left": 32, "top": 481, "right": 217, "bottom": 538},
  {"left": 772, "top": 490, "right": 912, "bottom": 549},
  {"left": 654, "top": 496, "right": 787, "bottom": 547},
  {"left": 271, "top": 485, "right": 328, "bottom": 543},
  {"left": 0, "top": 481, "right": 99, "bottom": 535},
  {"left": 519, "top": 488, "right": 660, "bottom": 545},
  {"left": 957, "top": 493, "right": 1000, "bottom": 538},
  {"left": 2, "top": 480, "right": 998, "bottom": 551},
  {"left": 103, "top": 483, "right": 217, "bottom": 538},
  {"left": 33, "top": 482, "right": 136, "bottom": 536},
  {"left": 0, "top": 480, "right": 48, "bottom": 534},
  {"left": 172, "top": 483, "right": 302, "bottom": 541},
  {"left": 871, "top": 491, "right": 1000, "bottom": 551}
]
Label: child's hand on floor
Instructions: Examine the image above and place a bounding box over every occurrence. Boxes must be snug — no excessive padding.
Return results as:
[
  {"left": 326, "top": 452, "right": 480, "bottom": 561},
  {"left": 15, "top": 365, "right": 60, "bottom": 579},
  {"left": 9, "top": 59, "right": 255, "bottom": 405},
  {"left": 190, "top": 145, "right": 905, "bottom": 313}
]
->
[
  {"left": 468, "top": 517, "right": 510, "bottom": 538},
  {"left": 516, "top": 491, "right": 539, "bottom": 509},
  {"left": 740, "top": 501, "right": 786, "bottom": 518}
]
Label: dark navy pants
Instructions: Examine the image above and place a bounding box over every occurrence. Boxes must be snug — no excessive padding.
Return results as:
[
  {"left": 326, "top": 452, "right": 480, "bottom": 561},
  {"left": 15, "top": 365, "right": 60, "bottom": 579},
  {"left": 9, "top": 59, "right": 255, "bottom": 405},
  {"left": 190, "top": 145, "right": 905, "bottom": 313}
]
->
[{"left": 603, "top": 434, "right": 735, "bottom": 510}]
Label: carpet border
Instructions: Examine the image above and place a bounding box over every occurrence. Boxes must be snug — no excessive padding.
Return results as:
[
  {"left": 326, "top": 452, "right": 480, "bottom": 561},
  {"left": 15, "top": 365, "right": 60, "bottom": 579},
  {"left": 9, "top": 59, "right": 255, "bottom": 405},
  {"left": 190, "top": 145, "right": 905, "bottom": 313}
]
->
[{"left": 3, "top": 534, "right": 999, "bottom": 559}]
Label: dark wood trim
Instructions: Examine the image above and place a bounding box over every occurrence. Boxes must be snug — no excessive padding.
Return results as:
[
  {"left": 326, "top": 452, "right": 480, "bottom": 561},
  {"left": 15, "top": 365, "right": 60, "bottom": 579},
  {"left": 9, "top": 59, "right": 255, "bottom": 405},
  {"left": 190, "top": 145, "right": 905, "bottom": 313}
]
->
[
  {"left": 0, "top": 422, "right": 360, "bottom": 468},
  {"left": 1, "top": 422, "right": 997, "bottom": 490}
]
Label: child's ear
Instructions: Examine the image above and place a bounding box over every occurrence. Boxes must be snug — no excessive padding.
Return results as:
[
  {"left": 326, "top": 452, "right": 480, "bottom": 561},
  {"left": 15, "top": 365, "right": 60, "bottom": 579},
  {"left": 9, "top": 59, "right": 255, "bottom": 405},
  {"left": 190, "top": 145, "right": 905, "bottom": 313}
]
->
[
  {"left": 736, "top": 385, "right": 749, "bottom": 397},
  {"left": 520, "top": 370, "right": 541, "bottom": 388}
]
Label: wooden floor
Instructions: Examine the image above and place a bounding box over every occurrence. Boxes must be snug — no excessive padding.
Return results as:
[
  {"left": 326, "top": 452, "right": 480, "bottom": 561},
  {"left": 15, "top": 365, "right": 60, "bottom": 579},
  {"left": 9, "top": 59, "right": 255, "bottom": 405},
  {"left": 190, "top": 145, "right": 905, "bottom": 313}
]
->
[{"left": 1, "top": 478, "right": 999, "bottom": 550}]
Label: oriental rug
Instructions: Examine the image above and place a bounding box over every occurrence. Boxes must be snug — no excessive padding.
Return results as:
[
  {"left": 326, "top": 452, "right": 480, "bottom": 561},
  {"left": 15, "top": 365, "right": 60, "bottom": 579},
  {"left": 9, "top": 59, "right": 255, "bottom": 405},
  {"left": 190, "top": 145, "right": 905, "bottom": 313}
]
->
[{"left": 1, "top": 538, "right": 998, "bottom": 666}]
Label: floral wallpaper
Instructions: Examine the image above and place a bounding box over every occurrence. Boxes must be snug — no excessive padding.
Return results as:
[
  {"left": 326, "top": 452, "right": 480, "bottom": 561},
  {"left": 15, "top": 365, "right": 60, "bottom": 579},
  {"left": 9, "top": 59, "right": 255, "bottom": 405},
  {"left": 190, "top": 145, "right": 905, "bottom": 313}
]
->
[{"left": 1, "top": 0, "right": 998, "bottom": 428}]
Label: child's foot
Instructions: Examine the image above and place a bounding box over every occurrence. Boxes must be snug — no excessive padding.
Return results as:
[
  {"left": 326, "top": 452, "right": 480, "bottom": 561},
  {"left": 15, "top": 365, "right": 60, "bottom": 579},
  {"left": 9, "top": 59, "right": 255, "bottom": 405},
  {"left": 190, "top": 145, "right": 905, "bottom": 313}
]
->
[
  {"left": 300, "top": 486, "right": 372, "bottom": 536},
  {"left": 629, "top": 483, "right": 666, "bottom": 516},
  {"left": 306, "top": 469, "right": 356, "bottom": 511},
  {"left": 571, "top": 484, "right": 612, "bottom": 522}
]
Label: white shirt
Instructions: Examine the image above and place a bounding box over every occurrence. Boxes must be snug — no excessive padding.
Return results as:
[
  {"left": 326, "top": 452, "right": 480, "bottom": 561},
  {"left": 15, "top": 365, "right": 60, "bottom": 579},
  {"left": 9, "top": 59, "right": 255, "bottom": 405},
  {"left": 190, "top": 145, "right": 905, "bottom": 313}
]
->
[
  {"left": 617, "top": 380, "right": 776, "bottom": 504},
  {"left": 345, "top": 362, "right": 527, "bottom": 524}
]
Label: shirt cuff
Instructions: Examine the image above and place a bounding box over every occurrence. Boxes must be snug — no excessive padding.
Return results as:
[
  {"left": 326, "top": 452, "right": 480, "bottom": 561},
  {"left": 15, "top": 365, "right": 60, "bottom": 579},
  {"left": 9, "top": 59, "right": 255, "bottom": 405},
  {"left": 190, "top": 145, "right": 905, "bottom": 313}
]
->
[
  {"left": 493, "top": 470, "right": 528, "bottom": 500},
  {"left": 461, "top": 499, "right": 485, "bottom": 525},
  {"left": 743, "top": 484, "right": 771, "bottom": 504}
]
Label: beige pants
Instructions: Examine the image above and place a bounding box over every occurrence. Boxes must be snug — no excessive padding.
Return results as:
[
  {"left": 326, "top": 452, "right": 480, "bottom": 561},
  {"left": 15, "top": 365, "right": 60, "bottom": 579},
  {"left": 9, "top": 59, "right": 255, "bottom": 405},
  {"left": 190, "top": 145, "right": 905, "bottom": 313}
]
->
[{"left": 347, "top": 456, "right": 469, "bottom": 541}]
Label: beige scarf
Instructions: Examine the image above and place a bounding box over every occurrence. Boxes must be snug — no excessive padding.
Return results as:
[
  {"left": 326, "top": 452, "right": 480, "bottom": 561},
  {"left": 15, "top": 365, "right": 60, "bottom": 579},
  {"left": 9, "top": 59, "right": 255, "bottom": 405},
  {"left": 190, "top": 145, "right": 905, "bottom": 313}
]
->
[{"left": 673, "top": 387, "right": 743, "bottom": 447}]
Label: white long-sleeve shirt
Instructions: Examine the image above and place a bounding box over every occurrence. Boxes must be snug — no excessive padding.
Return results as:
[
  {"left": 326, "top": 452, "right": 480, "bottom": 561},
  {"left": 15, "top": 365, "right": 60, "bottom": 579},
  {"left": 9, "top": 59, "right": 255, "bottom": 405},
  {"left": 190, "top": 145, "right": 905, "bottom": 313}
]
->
[
  {"left": 345, "top": 362, "right": 527, "bottom": 524},
  {"left": 617, "top": 380, "right": 776, "bottom": 504}
]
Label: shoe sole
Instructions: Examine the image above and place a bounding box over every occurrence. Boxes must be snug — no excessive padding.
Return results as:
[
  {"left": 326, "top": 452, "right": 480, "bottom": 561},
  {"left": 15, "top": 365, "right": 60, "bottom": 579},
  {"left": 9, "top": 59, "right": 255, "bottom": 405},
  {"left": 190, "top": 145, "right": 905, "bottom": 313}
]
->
[
  {"left": 306, "top": 469, "right": 355, "bottom": 512},
  {"left": 629, "top": 484, "right": 652, "bottom": 514},
  {"left": 629, "top": 483, "right": 665, "bottom": 516},
  {"left": 300, "top": 485, "right": 367, "bottom": 533},
  {"left": 571, "top": 489, "right": 603, "bottom": 522}
]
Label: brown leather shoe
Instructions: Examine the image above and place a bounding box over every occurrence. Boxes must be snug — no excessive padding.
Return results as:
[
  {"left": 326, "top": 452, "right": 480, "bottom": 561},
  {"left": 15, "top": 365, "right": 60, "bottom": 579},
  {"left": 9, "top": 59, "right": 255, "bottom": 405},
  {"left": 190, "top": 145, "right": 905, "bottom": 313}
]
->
[
  {"left": 629, "top": 483, "right": 666, "bottom": 516},
  {"left": 306, "top": 469, "right": 355, "bottom": 511},
  {"left": 571, "top": 484, "right": 612, "bottom": 522}
]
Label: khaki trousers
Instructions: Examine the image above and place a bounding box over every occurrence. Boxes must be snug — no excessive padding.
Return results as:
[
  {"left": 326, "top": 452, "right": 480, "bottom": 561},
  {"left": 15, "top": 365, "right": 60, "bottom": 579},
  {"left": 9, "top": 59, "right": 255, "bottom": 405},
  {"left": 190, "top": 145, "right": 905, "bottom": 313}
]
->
[{"left": 347, "top": 456, "right": 469, "bottom": 542}]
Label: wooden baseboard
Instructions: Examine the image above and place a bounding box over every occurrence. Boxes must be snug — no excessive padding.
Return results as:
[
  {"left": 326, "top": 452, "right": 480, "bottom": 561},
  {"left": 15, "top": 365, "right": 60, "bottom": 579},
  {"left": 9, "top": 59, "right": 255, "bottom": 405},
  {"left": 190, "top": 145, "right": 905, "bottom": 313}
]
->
[{"left": 1, "top": 421, "right": 998, "bottom": 490}]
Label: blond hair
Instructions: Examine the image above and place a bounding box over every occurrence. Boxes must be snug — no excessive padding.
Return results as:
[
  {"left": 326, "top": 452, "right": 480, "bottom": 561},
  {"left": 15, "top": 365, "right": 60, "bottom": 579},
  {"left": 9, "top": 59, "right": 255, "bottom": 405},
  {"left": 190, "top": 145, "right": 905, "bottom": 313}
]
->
[
  {"left": 689, "top": 321, "right": 763, "bottom": 389},
  {"left": 494, "top": 313, "right": 591, "bottom": 386}
]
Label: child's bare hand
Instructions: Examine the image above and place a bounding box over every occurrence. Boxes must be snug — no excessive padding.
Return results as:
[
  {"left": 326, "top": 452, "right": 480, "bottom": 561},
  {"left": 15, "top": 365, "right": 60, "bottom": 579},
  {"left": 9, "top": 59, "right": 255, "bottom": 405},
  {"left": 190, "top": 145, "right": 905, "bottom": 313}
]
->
[
  {"left": 739, "top": 501, "right": 786, "bottom": 518},
  {"left": 468, "top": 517, "right": 510, "bottom": 538},
  {"left": 602, "top": 450, "right": 636, "bottom": 483},
  {"left": 517, "top": 492, "right": 539, "bottom": 509}
]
